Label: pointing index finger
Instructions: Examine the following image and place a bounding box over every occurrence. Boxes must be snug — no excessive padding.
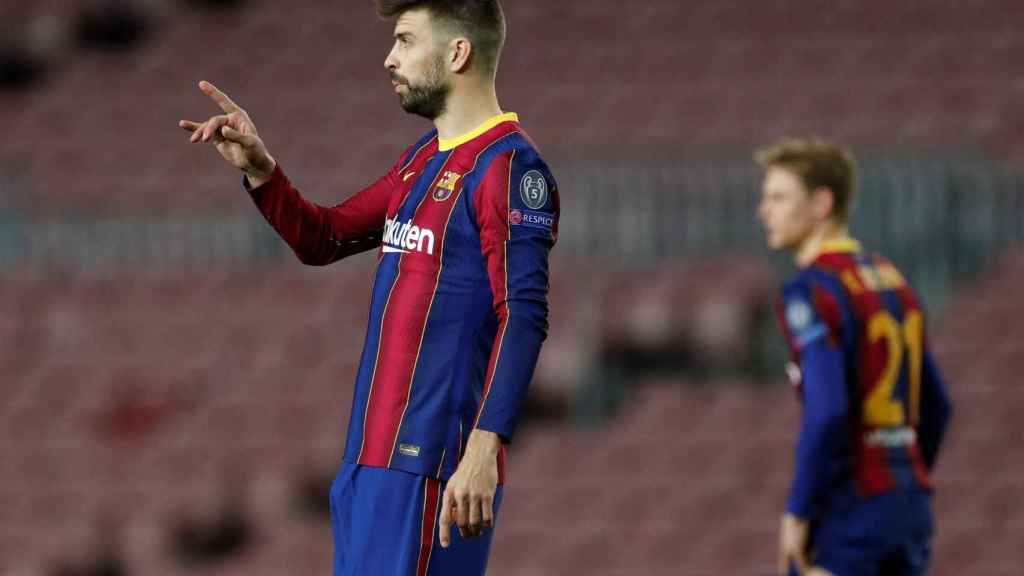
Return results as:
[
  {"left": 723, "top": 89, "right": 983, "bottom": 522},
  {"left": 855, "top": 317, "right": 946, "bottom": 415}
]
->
[{"left": 199, "top": 80, "right": 240, "bottom": 113}]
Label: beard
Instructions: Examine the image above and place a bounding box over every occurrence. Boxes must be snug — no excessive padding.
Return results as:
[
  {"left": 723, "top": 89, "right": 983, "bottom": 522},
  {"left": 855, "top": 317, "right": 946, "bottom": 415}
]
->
[{"left": 392, "top": 56, "right": 450, "bottom": 120}]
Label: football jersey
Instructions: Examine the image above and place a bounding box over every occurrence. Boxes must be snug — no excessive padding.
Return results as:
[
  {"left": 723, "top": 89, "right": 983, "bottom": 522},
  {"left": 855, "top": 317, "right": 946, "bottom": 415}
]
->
[
  {"left": 776, "top": 238, "right": 943, "bottom": 504},
  {"left": 247, "top": 113, "right": 559, "bottom": 482}
]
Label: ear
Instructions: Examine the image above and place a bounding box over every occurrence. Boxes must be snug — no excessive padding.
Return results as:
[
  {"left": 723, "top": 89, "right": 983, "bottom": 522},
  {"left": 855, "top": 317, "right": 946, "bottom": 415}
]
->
[
  {"left": 811, "top": 187, "right": 836, "bottom": 221},
  {"left": 448, "top": 37, "right": 472, "bottom": 73}
]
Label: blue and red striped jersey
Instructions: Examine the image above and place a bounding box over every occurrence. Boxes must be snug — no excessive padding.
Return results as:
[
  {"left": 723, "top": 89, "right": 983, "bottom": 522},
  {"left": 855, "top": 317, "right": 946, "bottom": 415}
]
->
[
  {"left": 775, "top": 238, "right": 952, "bottom": 516},
  {"left": 247, "top": 113, "right": 559, "bottom": 482}
]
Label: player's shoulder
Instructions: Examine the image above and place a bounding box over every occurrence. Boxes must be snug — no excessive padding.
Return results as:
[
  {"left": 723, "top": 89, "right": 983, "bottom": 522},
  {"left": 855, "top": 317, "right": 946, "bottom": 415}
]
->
[
  {"left": 494, "top": 132, "right": 558, "bottom": 215},
  {"left": 801, "top": 239, "right": 869, "bottom": 301},
  {"left": 807, "top": 250, "right": 858, "bottom": 285},
  {"left": 816, "top": 245, "right": 919, "bottom": 301},
  {"left": 509, "top": 129, "right": 553, "bottom": 173},
  {"left": 497, "top": 131, "right": 559, "bottom": 207},
  {"left": 783, "top": 266, "right": 843, "bottom": 301},
  {"left": 781, "top": 266, "right": 851, "bottom": 339},
  {"left": 473, "top": 127, "right": 549, "bottom": 171},
  {"left": 470, "top": 126, "right": 556, "bottom": 193},
  {"left": 465, "top": 125, "right": 559, "bottom": 233},
  {"left": 869, "top": 252, "right": 913, "bottom": 290},
  {"left": 867, "top": 252, "right": 926, "bottom": 312},
  {"left": 779, "top": 271, "right": 834, "bottom": 351},
  {"left": 450, "top": 115, "right": 543, "bottom": 167}
]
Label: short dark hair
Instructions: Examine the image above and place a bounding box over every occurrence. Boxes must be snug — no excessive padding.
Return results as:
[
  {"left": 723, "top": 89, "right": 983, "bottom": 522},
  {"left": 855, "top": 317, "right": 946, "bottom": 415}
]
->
[
  {"left": 755, "top": 137, "right": 858, "bottom": 222},
  {"left": 376, "top": 0, "right": 506, "bottom": 74}
]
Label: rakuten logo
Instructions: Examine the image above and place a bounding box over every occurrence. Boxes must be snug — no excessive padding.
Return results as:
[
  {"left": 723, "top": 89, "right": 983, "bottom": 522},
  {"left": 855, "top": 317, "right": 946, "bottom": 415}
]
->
[{"left": 382, "top": 218, "right": 435, "bottom": 255}]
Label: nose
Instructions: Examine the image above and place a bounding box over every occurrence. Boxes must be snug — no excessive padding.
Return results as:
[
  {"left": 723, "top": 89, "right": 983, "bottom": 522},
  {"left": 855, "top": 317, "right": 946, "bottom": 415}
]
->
[{"left": 385, "top": 45, "right": 398, "bottom": 72}]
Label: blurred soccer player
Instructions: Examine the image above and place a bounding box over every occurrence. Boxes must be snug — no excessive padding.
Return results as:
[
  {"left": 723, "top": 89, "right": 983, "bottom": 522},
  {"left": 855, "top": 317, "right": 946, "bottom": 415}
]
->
[
  {"left": 756, "top": 139, "right": 953, "bottom": 576},
  {"left": 178, "top": 1, "right": 559, "bottom": 574}
]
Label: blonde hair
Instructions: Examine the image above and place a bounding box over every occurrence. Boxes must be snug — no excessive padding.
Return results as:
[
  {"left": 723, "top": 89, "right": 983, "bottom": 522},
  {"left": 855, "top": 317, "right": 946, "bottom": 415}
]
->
[{"left": 755, "top": 137, "right": 857, "bottom": 222}]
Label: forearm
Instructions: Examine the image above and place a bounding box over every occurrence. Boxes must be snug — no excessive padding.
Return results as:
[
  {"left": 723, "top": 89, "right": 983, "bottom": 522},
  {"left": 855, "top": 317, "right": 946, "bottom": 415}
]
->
[
  {"left": 474, "top": 302, "right": 548, "bottom": 442},
  {"left": 463, "top": 429, "right": 501, "bottom": 460},
  {"left": 919, "top": 352, "right": 953, "bottom": 468},
  {"left": 787, "top": 341, "right": 848, "bottom": 518},
  {"left": 247, "top": 165, "right": 384, "bottom": 265},
  {"left": 787, "top": 416, "right": 845, "bottom": 517}
]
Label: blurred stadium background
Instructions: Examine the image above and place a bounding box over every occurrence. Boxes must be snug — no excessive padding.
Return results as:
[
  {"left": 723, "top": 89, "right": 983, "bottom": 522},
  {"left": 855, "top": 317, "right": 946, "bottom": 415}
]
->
[{"left": 1, "top": 0, "right": 1022, "bottom": 574}]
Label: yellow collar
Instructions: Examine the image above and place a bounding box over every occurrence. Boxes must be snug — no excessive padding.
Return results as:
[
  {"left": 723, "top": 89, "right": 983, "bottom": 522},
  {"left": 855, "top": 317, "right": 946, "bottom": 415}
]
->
[
  {"left": 819, "top": 237, "right": 862, "bottom": 255},
  {"left": 438, "top": 112, "right": 518, "bottom": 151}
]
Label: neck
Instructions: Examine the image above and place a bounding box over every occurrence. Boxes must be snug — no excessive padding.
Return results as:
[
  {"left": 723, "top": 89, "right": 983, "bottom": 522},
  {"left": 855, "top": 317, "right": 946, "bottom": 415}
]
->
[
  {"left": 794, "top": 221, "right": 849, "bottom": 267},
  {"left": 433, "top": 78, "right": 502, "bottom": 141}
]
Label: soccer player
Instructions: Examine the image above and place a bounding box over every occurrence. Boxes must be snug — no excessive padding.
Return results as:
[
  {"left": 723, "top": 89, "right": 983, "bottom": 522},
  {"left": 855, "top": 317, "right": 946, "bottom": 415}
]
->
[
  {"left": 178, "top": 1, "right": 558, "bottom": 574},
  {"left": 756, "top": 138, "right": 953, "bottom": 576}
]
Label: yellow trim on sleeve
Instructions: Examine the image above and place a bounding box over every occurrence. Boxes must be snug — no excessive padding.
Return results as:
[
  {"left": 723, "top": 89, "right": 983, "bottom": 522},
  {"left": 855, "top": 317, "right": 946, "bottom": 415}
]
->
[
  {"left": 820, "top": 237, "right": 862, "bottom": 254},
  {"left": 437, "top": 112, "right": 518, "bottom": 151}
]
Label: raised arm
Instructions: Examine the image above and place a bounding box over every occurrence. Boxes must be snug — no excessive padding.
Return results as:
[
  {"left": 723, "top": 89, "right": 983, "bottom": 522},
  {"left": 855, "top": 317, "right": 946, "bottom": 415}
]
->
[{"left": 179, "top": 81, "right": 396, "bottom": 264}]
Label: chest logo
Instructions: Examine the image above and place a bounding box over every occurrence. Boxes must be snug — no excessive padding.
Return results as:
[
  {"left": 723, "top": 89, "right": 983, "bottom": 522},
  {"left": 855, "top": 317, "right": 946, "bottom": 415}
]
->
[
  {"left": 382, "top": 217, "right": 435, "bottom": 255},
  {"left": 433, "top": 170, "right": 462, "bottom": 201}
]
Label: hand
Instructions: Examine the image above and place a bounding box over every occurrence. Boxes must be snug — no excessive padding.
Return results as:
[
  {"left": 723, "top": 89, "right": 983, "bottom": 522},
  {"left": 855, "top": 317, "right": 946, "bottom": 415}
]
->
[
  {"left": 778, "top": 512, "right": 810, "bottom": 575},
  {"left": 438, "top": 429, "right": 500, "bottom": 548},
  {"left": 178, "top": 81, "right": 276, "bottom": 186}
]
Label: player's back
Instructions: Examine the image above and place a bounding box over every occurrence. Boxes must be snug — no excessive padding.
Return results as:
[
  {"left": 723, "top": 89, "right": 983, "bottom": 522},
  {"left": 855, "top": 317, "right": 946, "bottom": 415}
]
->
[
  {"left": 787, "top": 239, "right": 940, "bottom": 498},
  {"left": 780, "top": 237, "right": 954, "bottom": 576}
]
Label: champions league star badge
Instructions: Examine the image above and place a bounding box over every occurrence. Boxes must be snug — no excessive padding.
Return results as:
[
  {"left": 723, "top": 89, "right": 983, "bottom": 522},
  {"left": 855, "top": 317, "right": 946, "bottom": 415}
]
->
[
  {"left": 785, "top": 299, "right": 813, "bottom": 332},
  {"left": 433, "top": 170, "right": 461, "bottom": 201},
  {"left": 520, "top": 170, "right": 548, "bottom": 209}
]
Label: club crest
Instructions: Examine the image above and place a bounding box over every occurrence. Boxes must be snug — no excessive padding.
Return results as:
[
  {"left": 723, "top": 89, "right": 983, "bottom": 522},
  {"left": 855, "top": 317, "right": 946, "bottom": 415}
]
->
[{"left": 433, "top": 170, "right": 461, "bottom": 201}]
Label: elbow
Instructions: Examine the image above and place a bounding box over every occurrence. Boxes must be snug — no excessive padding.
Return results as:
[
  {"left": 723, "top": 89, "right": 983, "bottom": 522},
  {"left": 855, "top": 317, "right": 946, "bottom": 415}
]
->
[
  {"left": 293, "top": 249, "right": 332, "bottom": 267},
  {"left": 930, "top": 386, "right": 954, "bottom": 430},
  {"left": 939, "top": 399, "right": 954, "bottom": 431},
  {"left": 499, "top": 297, "right": 548, "bottom": 323},
  {"left": 508, "top": 295, "right": 549, "bottom": 319},
  {"left": 810, "top": 414, "right": 846, "bottom": 436},
  {"left": 508, "top": 306, "right": 549, "bottom": 340}
]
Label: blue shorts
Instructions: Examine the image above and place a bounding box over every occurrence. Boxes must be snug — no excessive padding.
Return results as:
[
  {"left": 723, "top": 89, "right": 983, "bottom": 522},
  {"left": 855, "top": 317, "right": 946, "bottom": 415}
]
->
[
  {"left": 792, "top": 489, "right": 933, "bottom": 576},
  {"left": 329, "top": 461, "right": 504, "bottom": 576}
]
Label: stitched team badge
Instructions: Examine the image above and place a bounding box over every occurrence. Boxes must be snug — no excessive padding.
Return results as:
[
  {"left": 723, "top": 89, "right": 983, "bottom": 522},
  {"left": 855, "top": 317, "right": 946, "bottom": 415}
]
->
[
  {"left": 433, "top": 170, "right": 461, "bottom": 201},
  {"left": 520, "top": 170, "right": 548, "bottom": 209}
]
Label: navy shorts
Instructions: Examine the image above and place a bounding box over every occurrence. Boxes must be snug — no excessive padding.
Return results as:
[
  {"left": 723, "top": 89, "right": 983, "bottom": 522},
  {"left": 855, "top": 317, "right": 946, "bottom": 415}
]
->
[
  {"left": 792, "top": 489, "right": 933, "bottom": 576},
  {"left": 329, "top": 461, "right": 504, "bottom": 576}
]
